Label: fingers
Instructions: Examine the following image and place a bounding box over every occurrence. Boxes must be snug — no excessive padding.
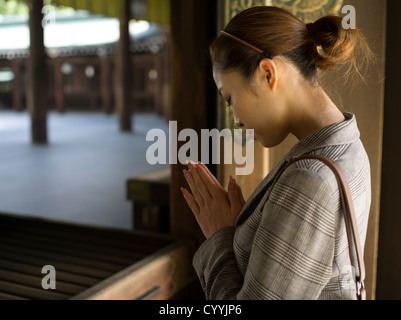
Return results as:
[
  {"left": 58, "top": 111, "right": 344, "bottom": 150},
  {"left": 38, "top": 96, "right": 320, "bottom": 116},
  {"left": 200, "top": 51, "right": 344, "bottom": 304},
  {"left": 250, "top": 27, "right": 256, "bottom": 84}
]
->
[
  {"left": 228, "top": 176, "right": 238, "bottom": 203},
  {"left": 235, "top": 178, "right": 246, "bottom": 206},
  {"left": 183, "top": 168, "right": 204, "bottom": 205},
  {"left": 195, "top": 162, "right": 228, "bottom": 197},
  {"left": 183, "top": 162, "right": 213, "bottom": 205},
  {"left": 187, "top": 162, "right": 214, "bottom": 199},
  {"left": 196, "top": 162, "right": 223, "bottom": 189},
  {"left": 181, "top": 187, "right": 200, "bottom": 216},
  {"left": 228, "top": 176, "right": 246, "bottom": 211}
]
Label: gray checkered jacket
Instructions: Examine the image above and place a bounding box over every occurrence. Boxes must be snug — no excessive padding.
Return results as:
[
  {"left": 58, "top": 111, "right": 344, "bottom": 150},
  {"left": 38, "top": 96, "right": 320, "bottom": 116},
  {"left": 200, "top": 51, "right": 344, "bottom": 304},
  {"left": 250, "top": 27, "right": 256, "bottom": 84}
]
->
[{"left": 193, "top": 113, "right": 371, "bottom": 300}]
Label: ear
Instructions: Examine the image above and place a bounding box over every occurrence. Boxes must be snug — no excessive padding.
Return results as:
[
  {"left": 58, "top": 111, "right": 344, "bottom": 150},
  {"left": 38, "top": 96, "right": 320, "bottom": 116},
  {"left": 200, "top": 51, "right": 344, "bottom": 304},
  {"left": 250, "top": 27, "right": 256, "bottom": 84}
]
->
[{"left": 259, "top": 59, "right": 278, "bottom": 92}]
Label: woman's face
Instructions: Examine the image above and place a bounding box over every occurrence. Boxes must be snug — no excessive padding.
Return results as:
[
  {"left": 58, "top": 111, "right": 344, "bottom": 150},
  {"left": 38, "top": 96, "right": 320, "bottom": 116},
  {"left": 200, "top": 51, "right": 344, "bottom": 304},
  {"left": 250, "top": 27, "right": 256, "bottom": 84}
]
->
[{"left": 213, "top": 64, "right": 290, "bottom": 148}]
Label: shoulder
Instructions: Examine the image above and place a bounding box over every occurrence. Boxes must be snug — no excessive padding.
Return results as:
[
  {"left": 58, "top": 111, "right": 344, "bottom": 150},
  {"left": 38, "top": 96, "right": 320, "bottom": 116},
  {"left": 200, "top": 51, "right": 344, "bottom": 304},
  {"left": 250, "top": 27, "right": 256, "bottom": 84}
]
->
[
  {"left": 273, "top": 160, "right": 337, "bottom": 199},
  {"left": 264, "top": 162, "right": 337, "bottom": 237}
]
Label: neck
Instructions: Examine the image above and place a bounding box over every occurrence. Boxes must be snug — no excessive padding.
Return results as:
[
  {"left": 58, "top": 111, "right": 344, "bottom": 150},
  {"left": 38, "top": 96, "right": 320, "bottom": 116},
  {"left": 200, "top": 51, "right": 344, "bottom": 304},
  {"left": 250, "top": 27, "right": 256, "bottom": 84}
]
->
[{"left": 287, "top": 84, "right": 345, "bottom": 141}]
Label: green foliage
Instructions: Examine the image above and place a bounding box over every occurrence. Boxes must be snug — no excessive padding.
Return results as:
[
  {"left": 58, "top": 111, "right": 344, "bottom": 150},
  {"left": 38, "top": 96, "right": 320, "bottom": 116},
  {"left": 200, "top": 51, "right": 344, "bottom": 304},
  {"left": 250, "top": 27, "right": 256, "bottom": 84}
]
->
[{"left": 0, "top": 0, "right": 29, "bottom": 16}]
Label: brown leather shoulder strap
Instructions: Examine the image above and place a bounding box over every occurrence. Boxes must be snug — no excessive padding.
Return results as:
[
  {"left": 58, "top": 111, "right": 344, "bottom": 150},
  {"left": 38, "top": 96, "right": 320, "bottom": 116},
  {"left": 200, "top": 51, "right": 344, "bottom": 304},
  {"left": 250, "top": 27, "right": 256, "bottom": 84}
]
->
[{"left": 272, "top": 155, "right": 366, "bottom": 300}]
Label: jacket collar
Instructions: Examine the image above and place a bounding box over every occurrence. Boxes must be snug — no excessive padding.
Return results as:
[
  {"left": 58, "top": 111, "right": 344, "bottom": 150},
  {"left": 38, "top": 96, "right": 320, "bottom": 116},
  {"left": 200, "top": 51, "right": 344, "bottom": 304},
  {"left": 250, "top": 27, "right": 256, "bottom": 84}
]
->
[
  {"left": 284, "top": 112, "right": 359, "bottom": 160},
  {"left": 236, "top": 113, "right": 360, "bottom": 226}
]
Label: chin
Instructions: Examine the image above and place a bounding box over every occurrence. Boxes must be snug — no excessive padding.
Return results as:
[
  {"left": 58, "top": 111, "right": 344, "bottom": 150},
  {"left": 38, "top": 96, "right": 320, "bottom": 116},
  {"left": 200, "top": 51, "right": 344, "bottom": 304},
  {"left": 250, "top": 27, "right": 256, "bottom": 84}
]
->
[{"left": 258, "top": 135, "right": 288, "bottom": 149}]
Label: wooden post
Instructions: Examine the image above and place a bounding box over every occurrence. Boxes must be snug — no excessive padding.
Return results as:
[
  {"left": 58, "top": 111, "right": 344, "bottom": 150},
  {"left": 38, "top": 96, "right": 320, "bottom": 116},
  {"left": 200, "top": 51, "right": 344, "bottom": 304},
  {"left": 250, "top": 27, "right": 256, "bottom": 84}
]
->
[
  {"left": 12, "top": 59, "right": 24, "bottom": 111},
  {"left": 27, "top": 0, "right": 48, "bottom": 144},
  {"left": 170, "top": 0, "right": 217, "bottom": 245},
  {"left": 377, "top": 0, "right": 401, "bottom": 300},
  {"left": 169, "top": 0, "right": 218, "bottom": 299},
  {"left": 116, "top": 0, "right": 132, "bottom": 132}
]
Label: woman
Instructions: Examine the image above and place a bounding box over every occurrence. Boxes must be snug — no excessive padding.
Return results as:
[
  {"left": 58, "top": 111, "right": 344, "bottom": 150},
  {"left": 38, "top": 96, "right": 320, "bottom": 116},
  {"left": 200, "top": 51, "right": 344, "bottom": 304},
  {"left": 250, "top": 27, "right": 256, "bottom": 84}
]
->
[{"left": 180, "top": 6, "right": 372, "bottom": 300}]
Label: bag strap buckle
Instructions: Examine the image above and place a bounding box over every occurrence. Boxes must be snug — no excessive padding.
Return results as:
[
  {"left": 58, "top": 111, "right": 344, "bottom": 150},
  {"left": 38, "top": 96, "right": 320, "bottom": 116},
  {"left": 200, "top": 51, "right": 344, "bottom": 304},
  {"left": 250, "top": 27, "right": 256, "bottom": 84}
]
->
[{"left": 357, "top": 280, "right": 366, "bottom": 300}]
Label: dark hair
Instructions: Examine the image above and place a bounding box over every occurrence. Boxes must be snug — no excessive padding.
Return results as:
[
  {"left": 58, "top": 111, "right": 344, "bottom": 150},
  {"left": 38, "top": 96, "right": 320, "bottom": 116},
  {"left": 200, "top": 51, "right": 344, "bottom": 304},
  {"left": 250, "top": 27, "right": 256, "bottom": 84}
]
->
[{"left": 210, "top": 6, "right": 373, "bottom": 82}]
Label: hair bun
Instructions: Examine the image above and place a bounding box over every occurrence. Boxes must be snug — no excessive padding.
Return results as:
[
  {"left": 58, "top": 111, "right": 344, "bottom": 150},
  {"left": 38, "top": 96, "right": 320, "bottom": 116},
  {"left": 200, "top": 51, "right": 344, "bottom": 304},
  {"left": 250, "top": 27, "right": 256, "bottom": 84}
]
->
[
  {"left": 306, "top": 16, "right": 369, "bottom": 72},
  {"left": 306, "top": 23, "right": 316, "bottom": 40}
]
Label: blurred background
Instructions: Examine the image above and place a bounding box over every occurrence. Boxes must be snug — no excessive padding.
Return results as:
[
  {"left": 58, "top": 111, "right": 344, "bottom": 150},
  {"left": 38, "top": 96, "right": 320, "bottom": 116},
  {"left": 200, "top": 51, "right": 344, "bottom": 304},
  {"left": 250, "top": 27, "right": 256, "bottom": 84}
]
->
[{"left": 0, "top": 0, "right": 171, "bottom": 230}]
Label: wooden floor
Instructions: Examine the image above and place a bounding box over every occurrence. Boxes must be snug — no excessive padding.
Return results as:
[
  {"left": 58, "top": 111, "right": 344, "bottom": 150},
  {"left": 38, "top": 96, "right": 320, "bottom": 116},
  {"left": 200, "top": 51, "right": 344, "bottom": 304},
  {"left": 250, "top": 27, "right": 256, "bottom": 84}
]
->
[
  {"left": 0, "top": 111, "right": 170, "bottom": 230},
  {"left": 0, "top": 213, "right": 191, "bottom": 300}
]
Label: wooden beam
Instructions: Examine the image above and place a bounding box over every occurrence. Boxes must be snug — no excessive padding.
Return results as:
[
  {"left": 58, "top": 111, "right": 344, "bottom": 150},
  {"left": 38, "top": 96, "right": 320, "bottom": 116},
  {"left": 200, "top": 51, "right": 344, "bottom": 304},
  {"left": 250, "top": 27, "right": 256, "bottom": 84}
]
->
[
  {"left": 169, "top": 1, "right": 220, "bottom": 299},
  {"left": 0, "top": 212, "right": 194, "bottom": 300},
  {"left": 169, "top": 0, "right": 218, "bottom": 247},
  {"left": 115, "top": 0, "right": 132, "bottom": 132},
  {"left": 12, "top": 60, "right": 25, "bottom": 112},
  {"left": 27, "top": 0, "right": 48, "bottom": 144},
  {"left": 71, "top": 240, "right": 195, "bottom": 300},
  {"left": 376, "top": 0, "right": 401, "bottom": 300}
]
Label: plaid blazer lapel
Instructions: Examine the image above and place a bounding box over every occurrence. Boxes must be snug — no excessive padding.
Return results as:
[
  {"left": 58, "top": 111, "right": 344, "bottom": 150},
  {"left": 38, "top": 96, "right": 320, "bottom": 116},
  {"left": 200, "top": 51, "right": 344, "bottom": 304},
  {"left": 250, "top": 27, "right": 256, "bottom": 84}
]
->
[{"left": 235, "top": 158, "right": 288, "bottom": 227}]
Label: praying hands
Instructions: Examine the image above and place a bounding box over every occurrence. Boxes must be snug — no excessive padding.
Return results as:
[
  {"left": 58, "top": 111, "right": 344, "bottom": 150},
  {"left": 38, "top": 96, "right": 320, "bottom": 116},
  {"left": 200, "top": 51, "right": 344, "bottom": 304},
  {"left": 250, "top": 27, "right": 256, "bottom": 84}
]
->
[{"left": 181, "top": 161, "right": 245, "bottom": 239}]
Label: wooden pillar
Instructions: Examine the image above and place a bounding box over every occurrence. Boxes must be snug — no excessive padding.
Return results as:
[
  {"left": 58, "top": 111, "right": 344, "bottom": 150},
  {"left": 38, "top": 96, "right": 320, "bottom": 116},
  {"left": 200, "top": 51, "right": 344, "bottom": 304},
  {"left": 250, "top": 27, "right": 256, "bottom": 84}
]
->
[
  {"left": 116, "top": 0, "right": 132, "bottom": 132},
  {"left": 27, "top": 0, "right": 48, "bottom": 144},
  {"left": 376, "top": 0, "right": 401, "bottom": 300},
  {"left": 12, "top": 59, "right": 24, "bottom": 112},
  {"left": 170, "top": 0, "right": 217, "bottom": 244}
]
